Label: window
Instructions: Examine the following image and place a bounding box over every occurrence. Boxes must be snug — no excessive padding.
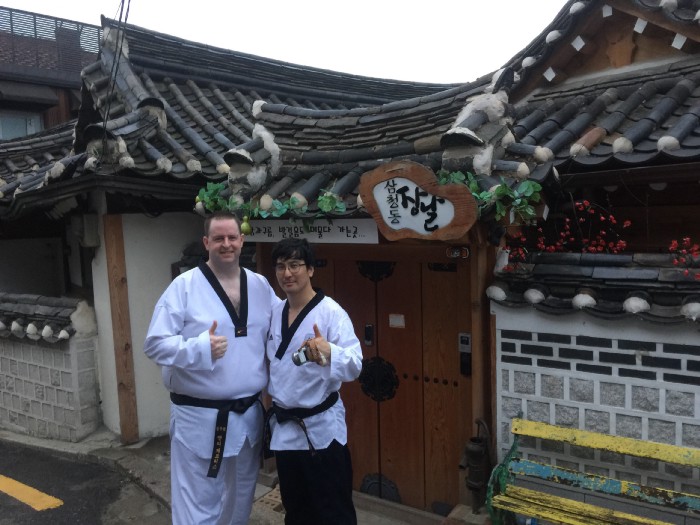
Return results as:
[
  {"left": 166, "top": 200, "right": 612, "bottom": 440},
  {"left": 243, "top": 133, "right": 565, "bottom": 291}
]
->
[{"left": 0, "top": 111, "right": 42, "bottom": 140}]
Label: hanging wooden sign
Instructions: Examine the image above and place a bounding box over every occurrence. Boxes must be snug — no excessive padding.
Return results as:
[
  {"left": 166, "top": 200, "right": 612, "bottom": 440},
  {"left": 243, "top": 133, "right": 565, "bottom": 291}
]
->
[{"left": 359, "top": 160, "right": 477, "bottom": 241}]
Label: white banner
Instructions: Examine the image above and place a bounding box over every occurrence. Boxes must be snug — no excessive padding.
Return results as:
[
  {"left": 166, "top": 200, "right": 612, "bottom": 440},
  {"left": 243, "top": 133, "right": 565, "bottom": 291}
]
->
[{"left": 246, "top": 219, "right": 378, "bottom": 244}]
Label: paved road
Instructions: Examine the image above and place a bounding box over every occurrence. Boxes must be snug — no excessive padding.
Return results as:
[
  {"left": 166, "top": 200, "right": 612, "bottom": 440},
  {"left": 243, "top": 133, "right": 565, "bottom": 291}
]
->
[{"left": 0, "top": 441, "right": 170, "bottom": 524}]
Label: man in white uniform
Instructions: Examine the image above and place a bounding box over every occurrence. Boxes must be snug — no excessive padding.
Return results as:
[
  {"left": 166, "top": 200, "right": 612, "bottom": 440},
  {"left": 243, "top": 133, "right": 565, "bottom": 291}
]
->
[
  {"left": 266, "top": 238, "right": 362, "bottom": 525},
  {"left": 145, "top": 211, "right": 279, "bottom": 525}
]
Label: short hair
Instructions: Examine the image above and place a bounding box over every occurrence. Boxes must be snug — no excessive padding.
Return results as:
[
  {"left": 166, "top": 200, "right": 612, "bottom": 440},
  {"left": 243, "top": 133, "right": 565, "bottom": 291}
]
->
[
  {"left": 203, "top": 211, "right": 241, "bottom": 236},
  {"left": 271, "top": 237, "right": 315, "bottom": 267}
]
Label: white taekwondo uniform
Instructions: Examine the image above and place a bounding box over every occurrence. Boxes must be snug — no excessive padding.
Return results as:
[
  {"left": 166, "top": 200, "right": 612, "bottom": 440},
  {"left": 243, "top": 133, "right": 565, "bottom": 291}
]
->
[
  {"left": 266, "top": 290, "right": 363, "bottom": 524},
  {"left": 266, "top": 290, "right": 362, "bottom": 450},
  {"left": 145, "top": 263, "right": 279, "bottom": 525}
]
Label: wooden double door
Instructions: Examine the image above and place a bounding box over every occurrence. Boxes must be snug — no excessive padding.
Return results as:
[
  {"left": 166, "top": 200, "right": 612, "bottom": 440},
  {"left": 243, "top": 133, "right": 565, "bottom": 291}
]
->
[{"left": 311, "top": 245, "right": 472, "bottom": 512}]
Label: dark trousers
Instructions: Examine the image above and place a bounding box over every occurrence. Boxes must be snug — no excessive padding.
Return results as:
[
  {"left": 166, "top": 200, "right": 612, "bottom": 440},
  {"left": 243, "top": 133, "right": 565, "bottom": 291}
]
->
[{"left": 275, "top": 440, "right": 357, "bottom": 525}]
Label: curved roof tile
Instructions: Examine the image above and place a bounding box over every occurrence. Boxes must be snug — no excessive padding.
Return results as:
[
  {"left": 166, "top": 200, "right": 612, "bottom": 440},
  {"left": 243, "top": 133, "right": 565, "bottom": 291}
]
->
[
  {"left": 490, "top": 252, "right": 700, "bottom": 324},
  {"left": 2, "top": 1, "right": 700, "bottom": 220},
  {"left": 0, "top": 293, "right": 93, "bottom": 343}
]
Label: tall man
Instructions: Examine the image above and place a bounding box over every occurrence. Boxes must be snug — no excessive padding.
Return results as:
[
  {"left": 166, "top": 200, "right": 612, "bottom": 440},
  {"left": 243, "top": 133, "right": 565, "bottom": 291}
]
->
[
  {"left": 144, "top": 211, "right": 279, "bottom": 525},
  {"left": 266, "top": 238, "right": 363, "bottom": 525}
]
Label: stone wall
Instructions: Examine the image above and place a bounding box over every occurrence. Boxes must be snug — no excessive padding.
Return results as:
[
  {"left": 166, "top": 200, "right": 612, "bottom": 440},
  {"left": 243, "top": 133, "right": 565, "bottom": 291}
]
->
[
  {"left": 0, "top": 335, "right": 100, "bottom": 441},
  {"left": 492, "top": 303, "right": 700, "bottom": 498}
]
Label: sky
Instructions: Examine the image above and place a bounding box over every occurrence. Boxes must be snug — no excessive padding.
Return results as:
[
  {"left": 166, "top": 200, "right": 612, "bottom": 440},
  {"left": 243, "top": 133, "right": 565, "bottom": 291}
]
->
[{"left": 1, "top": 0, "right": 569, "bottom": 83}]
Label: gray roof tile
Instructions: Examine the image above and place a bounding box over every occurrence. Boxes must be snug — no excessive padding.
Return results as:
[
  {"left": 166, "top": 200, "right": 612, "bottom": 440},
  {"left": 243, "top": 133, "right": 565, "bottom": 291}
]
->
[
  {"left": 492, "top": 252, "right": 700, "bottom": 324},
  {"left": 1, "top": 0, "right": 700, "bottom": 232},
  {"left": 0, "top": 293, "right": 86, "bottom": 343}
]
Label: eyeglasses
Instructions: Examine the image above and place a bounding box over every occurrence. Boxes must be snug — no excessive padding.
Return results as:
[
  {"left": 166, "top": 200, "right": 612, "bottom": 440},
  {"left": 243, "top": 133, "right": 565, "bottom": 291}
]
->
[{"left": 275, "top": 261, "right": 307, "bottom": 273}]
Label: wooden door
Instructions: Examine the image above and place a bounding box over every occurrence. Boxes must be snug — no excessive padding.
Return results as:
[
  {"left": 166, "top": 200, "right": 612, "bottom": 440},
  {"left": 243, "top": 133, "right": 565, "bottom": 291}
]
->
[
  {"left": 331, "top": 257, "right": 425, "bottom": 506},
  {"left": 334, "top": 259, "right": 380, "bottom": 491},
  {"left": 422, "top": 261, "right": 464, "bottom": 509},
  {"left": 312, "top": 246, "right": 471, "bottom": 512},
  {"left": 375, "top": 260, "right": 425, "bottom": 508}
]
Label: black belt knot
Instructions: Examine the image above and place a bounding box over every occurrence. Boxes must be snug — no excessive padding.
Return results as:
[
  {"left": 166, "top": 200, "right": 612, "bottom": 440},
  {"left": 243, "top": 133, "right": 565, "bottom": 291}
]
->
[
  {"left": 263, "top": 391, "right": 339, "bottom": 458},
  {"left": 170, "top": 391, "right": 261, "bottom": 478}
]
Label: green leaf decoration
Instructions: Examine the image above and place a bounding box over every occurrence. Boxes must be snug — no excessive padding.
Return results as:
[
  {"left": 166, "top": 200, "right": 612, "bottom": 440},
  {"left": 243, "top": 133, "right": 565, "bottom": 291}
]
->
[{"left": 317, "top": 191, "right": 346, "bottom": 214}]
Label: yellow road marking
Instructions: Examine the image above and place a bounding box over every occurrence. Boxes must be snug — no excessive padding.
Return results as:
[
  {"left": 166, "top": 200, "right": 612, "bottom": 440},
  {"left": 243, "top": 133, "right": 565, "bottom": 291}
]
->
[{"left": 0, "top": 474, "right": 63, "bottom": 511}]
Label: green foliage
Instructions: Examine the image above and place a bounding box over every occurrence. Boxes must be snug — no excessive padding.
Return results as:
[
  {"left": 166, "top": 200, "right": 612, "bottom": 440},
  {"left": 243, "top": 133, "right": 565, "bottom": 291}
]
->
[
  {"left": 258, "top": 196, "right": 307, "bottom": 218},
  {"left": 196, "top": 182, "right": 264, "bottom": 219},
  {"left": 317, "top": 191, "right": 347, "bottom": 214},
  {"left": 196, "top": 182, "right": 309, "bottom": 219},
  {"left": 195, "top": 183, "right": 345, "bottom": 230},
  {"left": 436, "top": 170, "right": 542, "bottom": 225},
  {"left": 493, "top": 180, "right": 542, "bottom": 224},
  {"left": 229, "top": 199, "right": 261, "bottom": 219},
  {"left": 437, "top": 170, "right": 467, "bottom": 185},
  {"left": 196, "top": 182, "right": 228, "bottom": 212}
]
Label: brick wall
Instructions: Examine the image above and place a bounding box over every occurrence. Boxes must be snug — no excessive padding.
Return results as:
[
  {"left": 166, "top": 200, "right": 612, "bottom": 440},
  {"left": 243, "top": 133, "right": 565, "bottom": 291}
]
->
[
  {"left": 493, "top": 304, "right": 700, "bottom": 497},
  {"left": 0, "top": 335, "right": 100, "bottom": 441}
]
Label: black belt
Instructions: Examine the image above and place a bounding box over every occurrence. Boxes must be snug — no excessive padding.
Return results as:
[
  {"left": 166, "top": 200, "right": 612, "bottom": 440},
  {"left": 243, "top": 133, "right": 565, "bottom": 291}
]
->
[
  {"left": 263, "top": 391, "right": 339, "bottom": 458},
  {"left": 170, "top": 391, "right": 261, "bottom": 478}
]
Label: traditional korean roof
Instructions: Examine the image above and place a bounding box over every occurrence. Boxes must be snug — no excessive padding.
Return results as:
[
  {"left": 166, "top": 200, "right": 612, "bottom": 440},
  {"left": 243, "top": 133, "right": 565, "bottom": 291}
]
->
[
  {"left": 1, "top": 0, "right": 700, "bottom": 222},
  {"left": 0, "top": 14, "right": 459, "bottom": 219},
  {"left": 503, "top": 3, "right": 700, "bottom": 188},
  {"left": 0, "top": 293, "right": 94, "bottom": 343},
  {"left": 487, "top": 252, "right": 700, "bottom": 324}
]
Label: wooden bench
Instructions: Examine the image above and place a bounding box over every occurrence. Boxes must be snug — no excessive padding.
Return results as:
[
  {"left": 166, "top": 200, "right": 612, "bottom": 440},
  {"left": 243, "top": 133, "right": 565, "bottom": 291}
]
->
[{"left": 486, "top": 418, "right": 700, "bottom": 525}]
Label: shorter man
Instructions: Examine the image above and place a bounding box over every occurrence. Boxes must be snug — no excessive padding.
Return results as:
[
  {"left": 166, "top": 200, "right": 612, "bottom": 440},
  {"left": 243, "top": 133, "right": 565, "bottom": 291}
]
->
[{"left": 266, "top": 238, "right": 362, "bottom": 525}]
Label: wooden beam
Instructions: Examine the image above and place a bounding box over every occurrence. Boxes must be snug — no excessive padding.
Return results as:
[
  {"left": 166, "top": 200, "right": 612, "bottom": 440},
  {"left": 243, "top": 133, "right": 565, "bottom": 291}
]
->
[
  {"left": 560, "top": 162, "right": 700, "bottom": 189},
  {"left": 489, "top": 311, "right": 497, "bottom": 455},
  {"left": 457, "top": 255, "right": 474, "bottom": 504},
  {"left": 493, "top": 486, "right": 673, "bottom": 525},
  {"left": 607, "top": 0, "right": 700, "bottom": 43},
  {"left": 103, "top": 214, "right": 139, "bottom": 444},
  {"left": 511, "top": 459, "right": 700, "bottom": 512},
  {"left": 605, "top": 25, "right": 635, "bottom": 68},
  {"left": 570, "top": 35, "right": 597, "bottom": 55},
  {"left": 469, "top": 245, "right": 489, "bottom": 429},
  {"left": 512, "top": 418, "right": 700, "bottom": 467}
]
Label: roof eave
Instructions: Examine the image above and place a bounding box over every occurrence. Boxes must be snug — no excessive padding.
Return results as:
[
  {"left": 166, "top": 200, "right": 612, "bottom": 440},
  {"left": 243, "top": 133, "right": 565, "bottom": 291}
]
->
[{"left": 0, "top": 173, "right": 201, "bottom": 221}]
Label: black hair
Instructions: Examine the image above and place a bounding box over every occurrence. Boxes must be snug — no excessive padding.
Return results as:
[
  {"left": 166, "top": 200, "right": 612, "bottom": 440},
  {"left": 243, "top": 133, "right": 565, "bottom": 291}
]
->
[{"left": 271, "top": 237, "right": 315, "bottom": 267}]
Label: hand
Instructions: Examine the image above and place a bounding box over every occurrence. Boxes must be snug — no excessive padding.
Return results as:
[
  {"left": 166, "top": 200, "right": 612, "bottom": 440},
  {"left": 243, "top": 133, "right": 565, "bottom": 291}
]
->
[
  {"left": 305, "top": 323, "right": 330, "bottom": 366},
  {"left": 209, "top": 320, "right": 228, "bottom": 360}
]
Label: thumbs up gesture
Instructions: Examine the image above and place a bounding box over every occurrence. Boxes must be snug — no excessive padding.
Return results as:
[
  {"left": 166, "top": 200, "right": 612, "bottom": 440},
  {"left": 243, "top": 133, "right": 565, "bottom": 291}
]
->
[
  {"left": 209, "top": 320, "right": 228, "bottom": 360},
  {"left": 305, "top": 323, "right": 330, "bottom": 367}
]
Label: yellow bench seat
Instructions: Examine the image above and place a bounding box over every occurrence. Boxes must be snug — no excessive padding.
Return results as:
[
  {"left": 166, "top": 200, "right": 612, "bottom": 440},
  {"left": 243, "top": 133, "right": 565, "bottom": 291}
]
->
[{"left": 492, "top": 485, "right": 673, "bottom": 525}]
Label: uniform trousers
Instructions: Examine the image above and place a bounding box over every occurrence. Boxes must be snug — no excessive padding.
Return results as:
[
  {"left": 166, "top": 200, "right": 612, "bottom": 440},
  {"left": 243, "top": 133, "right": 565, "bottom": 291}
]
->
[
  {"left": 275, "top": 439, "right": 357, "bottom": 525},
  {"left": 170, "top": 436, "right": 260, "bottom": 525}
]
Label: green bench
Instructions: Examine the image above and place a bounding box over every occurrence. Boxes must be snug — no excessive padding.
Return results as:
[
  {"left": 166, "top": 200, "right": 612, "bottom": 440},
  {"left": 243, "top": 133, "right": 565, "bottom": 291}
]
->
[{"left": 487, "top": 418, "right": 700, "bottom": 525}]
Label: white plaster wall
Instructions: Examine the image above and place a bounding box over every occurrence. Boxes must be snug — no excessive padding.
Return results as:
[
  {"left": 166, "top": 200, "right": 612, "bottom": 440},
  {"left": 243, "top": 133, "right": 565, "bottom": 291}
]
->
[
  {"left": 490, "top": 303, "right": 700, "bottom": 344},
  {"left": 91, "top": 197, "right": 114, "bottom": 433},
  {"left": 93, "top": 209, "right": 202, "bottom": 438},
  {"left": 124, "top": 213, "right": 203, "bottom": 437},
  {"left": 491, "top": 302, "right": 700, "bottom": 425}
]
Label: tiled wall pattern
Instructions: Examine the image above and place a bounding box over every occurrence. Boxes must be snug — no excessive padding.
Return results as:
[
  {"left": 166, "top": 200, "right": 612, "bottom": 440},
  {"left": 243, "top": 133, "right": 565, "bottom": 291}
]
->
[
  {"left": 0, "top": 336, "right": 100, "bottom": 441},
  {"left": 493, "top": 305, "right": 700, "bottom": 498}
]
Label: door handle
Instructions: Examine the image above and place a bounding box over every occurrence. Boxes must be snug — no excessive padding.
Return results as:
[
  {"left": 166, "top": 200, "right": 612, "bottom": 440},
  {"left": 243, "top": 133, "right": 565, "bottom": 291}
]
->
[{"left": 364, "top": 324, "right": 374, "bottom": 346}]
